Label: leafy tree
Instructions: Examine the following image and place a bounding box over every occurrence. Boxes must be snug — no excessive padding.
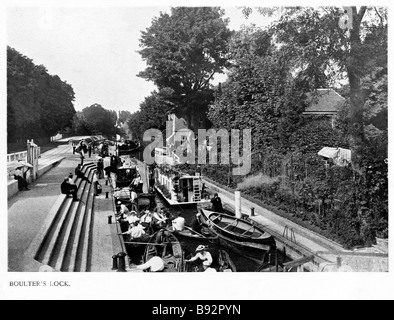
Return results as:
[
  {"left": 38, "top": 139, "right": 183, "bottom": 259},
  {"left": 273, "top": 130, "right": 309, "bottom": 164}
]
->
[
  {"left": 242, "top": 6, "right": 387, "bottom": 171},
  {"left": 208, "top": 27, "right": 308, "bottom": 154},
  {"left": 118, "top": 110, "right": 132, "bottom": 124},
  {"left": 138, "top": 7, "right": 233, "bottom": 129},
  {"left": 7, "top": 46, "right": 76, "bottom": 143},
  {"left": 73, "top": 104, "right": 117, "bottom": 137},
  {"left": 126, "top": 88, "right": 177, "bottom": 141}
]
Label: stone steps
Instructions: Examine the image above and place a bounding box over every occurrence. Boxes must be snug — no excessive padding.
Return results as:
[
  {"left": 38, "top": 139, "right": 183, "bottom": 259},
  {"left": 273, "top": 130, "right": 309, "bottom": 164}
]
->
[{"left": 34, "top": 162, "right": 97, "bottom": 271}]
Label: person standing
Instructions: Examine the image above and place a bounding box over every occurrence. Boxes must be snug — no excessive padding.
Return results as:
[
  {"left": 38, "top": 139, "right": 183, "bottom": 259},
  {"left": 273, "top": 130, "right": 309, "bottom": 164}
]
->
[
  {"left": 93, "top": 171, "right": 99, "bottom": 196},
  {"left": 88, "top": 142, "right": 92, "bottom": 158},
  {"left": 97, "top": 158, "right": 104, "bottom": 179},
  {"left": 210, "top": 193, "right": 223, "bottom": 213},
  {"left": 72, "top": 142, "right": 76, "bottom": 154},
  {"left": 14, "top": 166, "right": 30, "bottom": 191}
]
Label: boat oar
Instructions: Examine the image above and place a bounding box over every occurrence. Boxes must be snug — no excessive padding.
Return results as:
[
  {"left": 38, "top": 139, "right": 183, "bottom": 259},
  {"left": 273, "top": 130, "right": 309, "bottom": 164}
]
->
[
  {"left": 123, "top": 241, "right": 170, "bottom": 246},
  {"left": 184, "top": 225, "right": 209, "bottom": 239}
]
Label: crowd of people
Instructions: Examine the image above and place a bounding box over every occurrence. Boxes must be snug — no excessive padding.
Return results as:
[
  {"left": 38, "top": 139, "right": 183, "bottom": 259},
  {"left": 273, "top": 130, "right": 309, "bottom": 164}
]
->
[{"left": 66, "top": 137, "right": 221, "bottom": 272}]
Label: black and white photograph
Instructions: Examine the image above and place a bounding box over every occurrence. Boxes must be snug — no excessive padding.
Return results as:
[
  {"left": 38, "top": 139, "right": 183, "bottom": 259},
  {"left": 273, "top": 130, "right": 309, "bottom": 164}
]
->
[{"left": 1, "top": 0, "right": 392, "bottom": 301}]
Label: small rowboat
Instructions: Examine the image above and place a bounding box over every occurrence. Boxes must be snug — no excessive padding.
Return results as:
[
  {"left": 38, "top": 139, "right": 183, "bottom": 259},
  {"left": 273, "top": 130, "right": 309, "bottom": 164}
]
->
[
  {"left": 200, "top": 209, "right": 275, "bottom": 245},
  {"left": 198, "top": 209, "right": 276, "bottom": 265},
  {"left": 143, "top": 229, "right": 183, "bottom": 272}
]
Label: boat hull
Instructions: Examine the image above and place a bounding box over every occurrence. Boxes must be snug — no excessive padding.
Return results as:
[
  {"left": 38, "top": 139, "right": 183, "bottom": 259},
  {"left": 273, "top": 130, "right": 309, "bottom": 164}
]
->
[
  {"left": 201, "top": 209, "right": 276, "bottom": 247},
  {"left": 144, "top": 229, "right": 184, "bottom": 272},
  {"left": 198, "top": 209, "right": 276, "bottom": 265}
]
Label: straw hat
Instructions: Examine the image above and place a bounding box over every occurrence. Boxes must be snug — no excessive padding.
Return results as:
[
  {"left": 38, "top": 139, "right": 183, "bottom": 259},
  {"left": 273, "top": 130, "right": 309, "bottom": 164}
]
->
[{"left": 195, "top": 245, "right": 206, "bottom": 252}]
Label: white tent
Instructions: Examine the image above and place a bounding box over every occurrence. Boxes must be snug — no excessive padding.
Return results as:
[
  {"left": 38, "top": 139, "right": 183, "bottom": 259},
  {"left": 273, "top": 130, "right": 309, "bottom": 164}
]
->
[{"left": 318, "top": 147, "right": 352, "bottom": 167}]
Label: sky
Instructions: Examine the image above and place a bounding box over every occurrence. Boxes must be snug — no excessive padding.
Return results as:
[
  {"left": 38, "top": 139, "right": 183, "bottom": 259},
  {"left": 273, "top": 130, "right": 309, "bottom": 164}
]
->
[{"left": 5, "top": 4, "right": 275, "bottom": 114}]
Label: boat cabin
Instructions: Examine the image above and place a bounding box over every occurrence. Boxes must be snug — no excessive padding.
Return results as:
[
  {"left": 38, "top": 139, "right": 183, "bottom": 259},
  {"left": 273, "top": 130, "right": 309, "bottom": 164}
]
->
[
  {"left": 154, "top": 147, "right": 179, "bottom": 166},
  {"left": 155, "top": 170, "right": 204, "bottom": 204},
  {"left": 115, "top": 165, "right": 137, "bottom": 188}
]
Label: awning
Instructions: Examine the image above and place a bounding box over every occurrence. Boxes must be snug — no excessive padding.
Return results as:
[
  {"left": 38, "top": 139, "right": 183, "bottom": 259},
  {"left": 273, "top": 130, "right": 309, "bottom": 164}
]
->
[{"left": 318, "top": 147, "right": 351, "bottom": 167}]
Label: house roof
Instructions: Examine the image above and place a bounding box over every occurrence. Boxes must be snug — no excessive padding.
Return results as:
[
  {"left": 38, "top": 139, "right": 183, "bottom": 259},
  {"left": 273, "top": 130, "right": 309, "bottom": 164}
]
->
[{"left": 303, "top": 89, "right": 345, "bottom": 115}]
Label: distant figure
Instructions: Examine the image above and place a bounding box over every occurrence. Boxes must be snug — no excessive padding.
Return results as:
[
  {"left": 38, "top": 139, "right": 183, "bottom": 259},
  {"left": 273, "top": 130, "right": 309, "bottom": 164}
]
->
[
  {"left": 140, "top": 210, "right": 154, "bottom": 234},
  {"left": 97, "top": 158, "right": 104, "bottom": 179},
  {"left": 129, "top": 187, "right": 138, "bottom": 212},
  {"left": 152, "top": 206, "right": 168, "bottom": 230},
  {"left": 211, "top": 193, "right": 223, "bottom": 213},
  {"left": 72, "top": 142, "right": 76, "bottom": 154},
  {"left": 191, "top": 212, "right": 203, "bottom": 234},
  {"left": 14, "top": 166, "right": 30, "bottom": 191},
  {"left": 92, "top": 171, "right": 99, "bottom": 196},
  {"left": 60, "top": 177, "right": 79, "bottom": 201},
  {"left": 137, "top": 256, "right": 165, "bottom": 272},
  {"left": 88, "top": 142, "right": 92, "bottom": 158},
  {"left": 185, "top": 245, "right": 213, "bottom": 271},
  {"left": 75, "top": 164, "right": 91, "bottom": 183},
  {"left": 130, "top": 173, "right": 142, "bottom": 192}
]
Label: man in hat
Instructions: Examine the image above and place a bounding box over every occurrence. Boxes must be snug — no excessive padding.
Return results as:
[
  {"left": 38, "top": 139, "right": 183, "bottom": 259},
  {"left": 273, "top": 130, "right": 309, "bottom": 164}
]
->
[
  {"left": 119, "top": 220, "right": 146, "bottom": 241},
  {"left": 14, "top": 166, "right": 30, "bottom": 191},
  {"left": 185, "top": 245, "right": 213, "bottom": 271}
]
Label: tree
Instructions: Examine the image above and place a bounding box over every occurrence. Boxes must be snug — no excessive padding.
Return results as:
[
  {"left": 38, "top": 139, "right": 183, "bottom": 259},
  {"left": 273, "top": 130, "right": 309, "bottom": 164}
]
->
[
  {"left": 138, "top": 7, "right": 233, "bottom": 129},
  {"left": 208, "top": 26, "right": 308, "bottom": 154},
  {"left": 73, "top": 104, "right": 117, "bottom": 137},
  {"left": 126, "top": 88, "right": 176, "bottom": 142},
  {"left": 243, "top": 6, "right": 387, "bottom": 171},
  {"left": 7, "top": 46, "right": 76, "bottom": 144}
]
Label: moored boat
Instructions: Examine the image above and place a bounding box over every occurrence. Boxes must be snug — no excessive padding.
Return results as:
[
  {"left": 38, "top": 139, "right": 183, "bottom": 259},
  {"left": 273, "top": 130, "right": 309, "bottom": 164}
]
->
[
  {"left": 153, "top": 163, "right": 211, "bottom": 207},
  {"left": 165, "top": 225, "right": 219, "bottom": 251},
  {"left": 143, "top": 229, "right": 184, "bottom": 272},
  {"left": 198, "top": 209, "right": 276, "bottom": 265}
]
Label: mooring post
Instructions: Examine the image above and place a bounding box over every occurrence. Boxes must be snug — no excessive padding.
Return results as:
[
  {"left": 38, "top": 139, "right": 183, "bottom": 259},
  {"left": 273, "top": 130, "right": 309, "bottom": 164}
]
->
[
  {"left": 235, "top": 191, "right": 242, "bottom": 219},
  {"left": 117, "top": 252, "right": 127, "bottom": 272},
  {"left": 112, "top": 254, "right": 118, "bottom": 270},
  {"left": 108, "top": 215, "right": 112, "bottom": 224},
  {"left": 105, "top": 191, "right": 109, "bottom": 198}
]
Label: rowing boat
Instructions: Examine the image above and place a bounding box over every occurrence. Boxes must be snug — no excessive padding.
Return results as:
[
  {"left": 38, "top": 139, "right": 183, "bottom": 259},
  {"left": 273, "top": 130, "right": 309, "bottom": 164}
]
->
[
  {"left": 143, "top": 229, "right": 183, "bottom": 272},
  {"left": 198, "top": 209, "right": 276, "bottom": 264}
]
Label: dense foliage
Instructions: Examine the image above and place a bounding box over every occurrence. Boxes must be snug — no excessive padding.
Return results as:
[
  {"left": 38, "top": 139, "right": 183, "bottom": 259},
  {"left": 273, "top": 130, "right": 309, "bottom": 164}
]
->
[
  {"left": 204, "top": 6, "right": 388, "bottom": 249},
  {"left": 7, "top": 46, "right": 76, "bottom": 143},
  {"left": 135, "top": 7, "right": 233, "bottom": 130},
  {"left": 72, "top": 103, "right": 118, "bottom": 138}
]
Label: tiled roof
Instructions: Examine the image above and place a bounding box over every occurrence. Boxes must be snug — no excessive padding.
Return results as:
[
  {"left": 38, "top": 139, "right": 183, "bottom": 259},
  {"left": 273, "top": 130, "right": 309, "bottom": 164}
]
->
[{"left": 303, "top": 89, "right": 345, "bottom": 114}]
